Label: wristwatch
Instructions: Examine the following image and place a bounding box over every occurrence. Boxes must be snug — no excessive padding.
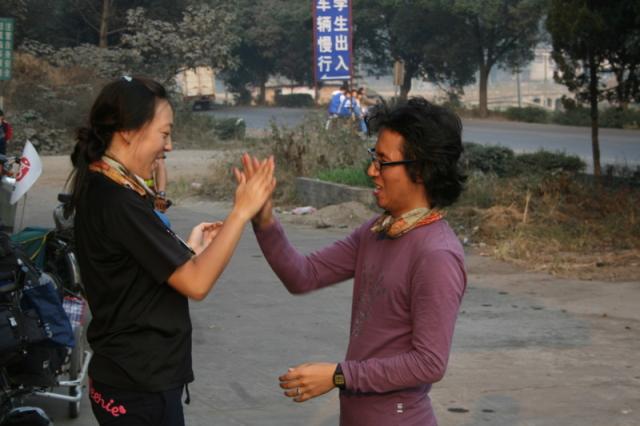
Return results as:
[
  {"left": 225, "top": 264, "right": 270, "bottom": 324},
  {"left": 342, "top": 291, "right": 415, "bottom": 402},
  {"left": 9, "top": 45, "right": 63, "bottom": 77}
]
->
[
  {"left": 157, "top": 191, "right": 166, "bottom": 198},
  {"left": 333, "top": 364, "right": 346, "bottom": 390}
]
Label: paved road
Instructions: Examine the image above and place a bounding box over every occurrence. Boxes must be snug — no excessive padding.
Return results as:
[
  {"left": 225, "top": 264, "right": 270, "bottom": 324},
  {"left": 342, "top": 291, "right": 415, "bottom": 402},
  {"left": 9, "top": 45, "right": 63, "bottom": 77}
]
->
[
  {"left": 209, "top": 107, "right": 640, "bottom": 172},
  {"left": 18, "top": 183, "right": 640, "bottom": 426}
]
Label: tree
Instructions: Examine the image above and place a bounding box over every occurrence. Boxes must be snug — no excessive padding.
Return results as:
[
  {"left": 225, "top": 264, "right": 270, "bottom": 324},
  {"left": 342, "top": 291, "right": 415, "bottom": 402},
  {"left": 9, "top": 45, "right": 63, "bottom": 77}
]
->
[
  {"left": 21, "top": 3, "right": 239, "bottom": 84},
  {"left": 223, "top": 0, "right": 312, "bottom": 104},
  {"left": 547, "top": 0, "right": 640, "bottom": 176},
  {"left": 0, "top": 0, "right": 73, "bottom": 47},
  {"left": 0, "top": 0, "right": 28, "bottom": 25},
  {"left": 271, "top": 5, "right": 313, "bottom": 89},
  {"left": 599, "top": 2, "right": 640, "bottom": 108},
  {"left": 71, "top": 0, "right": 190, "bottom": 47},
  {"left": 122, "top": 4, "right": 239, "bottom": 83},
  {"left": 453, "top": 0, "right": 546, "bottom": 117},
  {"left": 354, "top": 0, "right": 476, "bottom": 100}
]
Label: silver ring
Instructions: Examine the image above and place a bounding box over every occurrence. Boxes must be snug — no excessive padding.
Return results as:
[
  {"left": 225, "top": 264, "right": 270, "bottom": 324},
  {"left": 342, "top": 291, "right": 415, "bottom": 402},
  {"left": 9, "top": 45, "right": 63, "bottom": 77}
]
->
[{"left": 296, "top": 387, "right": 301, "bottom": 396}]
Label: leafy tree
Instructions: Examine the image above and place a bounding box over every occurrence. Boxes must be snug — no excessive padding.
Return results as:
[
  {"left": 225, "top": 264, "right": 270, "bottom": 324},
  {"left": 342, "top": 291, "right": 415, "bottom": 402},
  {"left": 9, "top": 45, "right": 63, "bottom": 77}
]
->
[
  {"left": 70, "top": 0, "right": 190, "bottom": 47},
  {"left": 228, "top": 0, "right": 281, "bottom": 104},
  {"left": 354, "top": 0, "right": 476, "bottom": 100},
  {"left": 224, "top": 0, "right": 312, "bottom": 104},
  {"left": 453, "top": 0, "right": 546, "bottom": 117},
  {"left": 0, "top": 0, "right": 28, "bottom": 18},
  {"left": 598, "top": 2, "right": 640, "bottom": 108},
  {"left": 121, "top": 4, "right": 239, "bottom": 82},
  {"left": 547, "top": 0, "right": 640, "bottom": 176},
  {"left": 21, "top": 39, "right": 138, "bottom": 78},
  {"left": 22, "top": 3, "right": 239, "bottom": 84},
  {"left": 272, "top": 4, "right": 313, "bottom": 89},
  {"left": 0, "top": 0, "right": 67, "bottom": 47}
]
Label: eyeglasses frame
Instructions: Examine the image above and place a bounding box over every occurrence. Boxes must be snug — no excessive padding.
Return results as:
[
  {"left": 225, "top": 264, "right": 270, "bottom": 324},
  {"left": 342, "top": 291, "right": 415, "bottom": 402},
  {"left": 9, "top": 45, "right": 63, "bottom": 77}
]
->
[{"left": 367, "top": 147, "right": 418, "bottom": 171}]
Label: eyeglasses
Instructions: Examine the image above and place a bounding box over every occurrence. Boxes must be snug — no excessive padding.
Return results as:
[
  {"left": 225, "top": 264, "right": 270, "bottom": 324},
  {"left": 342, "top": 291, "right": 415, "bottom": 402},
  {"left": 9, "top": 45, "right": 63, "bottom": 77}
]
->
[{"left": 367, "top": 148, "right": 418, "bottom": 171}]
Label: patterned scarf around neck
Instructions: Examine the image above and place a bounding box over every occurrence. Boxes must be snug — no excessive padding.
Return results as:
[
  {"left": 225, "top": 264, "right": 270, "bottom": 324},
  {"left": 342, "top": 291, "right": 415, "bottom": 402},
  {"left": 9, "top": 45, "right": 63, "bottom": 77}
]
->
[
  {"left": 89, "top": 155, "right": 154, "bottom": 198},
  {"left": 371, "top": 207, "right": 443, "bottom": 239}
]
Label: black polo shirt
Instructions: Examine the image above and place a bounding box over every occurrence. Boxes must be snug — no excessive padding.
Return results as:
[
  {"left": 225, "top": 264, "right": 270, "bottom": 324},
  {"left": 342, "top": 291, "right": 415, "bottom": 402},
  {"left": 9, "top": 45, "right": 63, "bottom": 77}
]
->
[{"left": 75, "top": 172, "right": 193, "bottom": 392}]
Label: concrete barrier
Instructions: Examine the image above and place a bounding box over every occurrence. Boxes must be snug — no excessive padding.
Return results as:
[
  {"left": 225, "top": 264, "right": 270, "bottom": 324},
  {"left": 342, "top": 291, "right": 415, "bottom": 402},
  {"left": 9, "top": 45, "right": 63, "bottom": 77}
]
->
[{"left": 294, "top": 177, "right": 375, "bottom": 208}]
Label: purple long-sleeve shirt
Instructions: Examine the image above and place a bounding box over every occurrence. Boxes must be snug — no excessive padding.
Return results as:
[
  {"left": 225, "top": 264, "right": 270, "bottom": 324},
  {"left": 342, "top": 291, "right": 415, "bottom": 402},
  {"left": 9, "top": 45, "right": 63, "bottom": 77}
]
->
[{"left": 254, "top": 217, "right": 466, "bottom": 426}]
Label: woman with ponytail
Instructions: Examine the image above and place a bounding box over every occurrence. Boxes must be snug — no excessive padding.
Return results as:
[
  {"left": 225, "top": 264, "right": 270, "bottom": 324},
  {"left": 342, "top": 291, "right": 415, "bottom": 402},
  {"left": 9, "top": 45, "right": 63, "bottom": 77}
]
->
[{"left": 69, "top": 76, "right": 275, "bottom": 426}]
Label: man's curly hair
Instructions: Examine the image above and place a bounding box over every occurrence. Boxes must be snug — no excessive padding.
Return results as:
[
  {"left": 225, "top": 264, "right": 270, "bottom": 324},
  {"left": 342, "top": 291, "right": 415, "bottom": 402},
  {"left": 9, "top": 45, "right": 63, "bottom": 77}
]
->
[{"left": 366, "top": 97, "right": 466, "bottom": 208}]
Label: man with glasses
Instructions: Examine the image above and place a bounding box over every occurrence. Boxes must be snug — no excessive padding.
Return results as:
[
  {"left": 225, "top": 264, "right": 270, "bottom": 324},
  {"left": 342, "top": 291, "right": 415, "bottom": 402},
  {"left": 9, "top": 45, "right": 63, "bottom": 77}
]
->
[{"left": 242, "top": 97, "right": 467, "bottom": 425}]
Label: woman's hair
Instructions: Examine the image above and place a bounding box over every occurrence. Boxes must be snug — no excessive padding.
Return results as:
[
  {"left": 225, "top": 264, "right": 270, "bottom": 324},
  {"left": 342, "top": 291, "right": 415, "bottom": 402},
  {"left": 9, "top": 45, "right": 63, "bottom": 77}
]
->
[
  {"left": 68, "top": 76, "right": 169, "bottom": 211},
  {"left": 365, "top": 97, "right": 466, "bottom": 208}
]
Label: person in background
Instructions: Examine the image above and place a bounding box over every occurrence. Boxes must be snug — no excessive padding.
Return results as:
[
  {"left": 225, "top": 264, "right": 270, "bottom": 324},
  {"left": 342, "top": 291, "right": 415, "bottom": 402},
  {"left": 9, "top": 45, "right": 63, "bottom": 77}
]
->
[
  {"left": 243, "top": 97, "right": 467, "bottom": 425},
  {"left": 68, "top": 76, "right": 275, "bottom": 426},
  {"left": 338, "top": 89, "right": 367, "bottom": 134},
  {"left": 326, "top": 84, "right": 349, "bottom": 130},
  {"left": 355, "top": 88, "right": 369, "bottom": 134},
  {"left": 0, "top": 109, "right": 14, "bottom": 176}
]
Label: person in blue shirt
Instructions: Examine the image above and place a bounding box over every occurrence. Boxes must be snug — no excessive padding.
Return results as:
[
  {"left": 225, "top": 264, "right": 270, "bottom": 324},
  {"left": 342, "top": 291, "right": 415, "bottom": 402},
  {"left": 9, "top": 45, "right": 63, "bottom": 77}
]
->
[
  {"left": 337, "top": 90, "right": 368, "bottom": 134},
  {"left": 325, "top": 84, "right": 349, "bottom": 130}
]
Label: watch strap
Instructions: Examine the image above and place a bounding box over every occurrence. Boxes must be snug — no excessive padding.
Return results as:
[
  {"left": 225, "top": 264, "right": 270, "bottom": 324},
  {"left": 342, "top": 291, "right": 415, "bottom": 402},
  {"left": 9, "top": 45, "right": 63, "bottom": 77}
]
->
[{"left": 333, "top": 363, "right": 346, "bottom": 390}]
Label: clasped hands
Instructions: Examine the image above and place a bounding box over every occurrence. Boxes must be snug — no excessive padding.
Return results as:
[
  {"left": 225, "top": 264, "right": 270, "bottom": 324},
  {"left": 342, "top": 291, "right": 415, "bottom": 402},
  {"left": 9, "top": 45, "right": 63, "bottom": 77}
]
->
[{"left": 187, "top": 152, "right": 275, "bottom": 253}]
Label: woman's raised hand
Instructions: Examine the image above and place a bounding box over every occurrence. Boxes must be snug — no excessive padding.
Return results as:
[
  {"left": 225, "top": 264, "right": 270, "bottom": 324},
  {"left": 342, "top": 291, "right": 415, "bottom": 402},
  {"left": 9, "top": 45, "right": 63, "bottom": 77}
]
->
[
  {"left": 232, "top": 154, "right": 276, "bottom": 222},
  {"left": 238, "top": 153, "right": 275, "bottom": 228}
]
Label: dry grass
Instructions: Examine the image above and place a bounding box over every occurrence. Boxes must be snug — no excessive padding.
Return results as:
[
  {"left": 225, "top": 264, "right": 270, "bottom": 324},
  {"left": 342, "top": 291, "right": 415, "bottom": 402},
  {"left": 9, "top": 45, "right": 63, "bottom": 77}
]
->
[
  {"left": 238, "top": 113, "right": 372, "bottom": 203},
  {"left": 449, "top": 173, "right": 640, "bottom": 282}
]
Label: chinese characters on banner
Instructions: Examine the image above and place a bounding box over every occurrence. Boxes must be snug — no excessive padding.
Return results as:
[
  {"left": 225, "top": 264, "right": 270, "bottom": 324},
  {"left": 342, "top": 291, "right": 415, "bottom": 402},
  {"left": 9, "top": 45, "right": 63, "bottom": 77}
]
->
[
  {"left": 313, "top": 0, "right": 352, "bottom": 82},
  {"left": 0, "top": 18, "right": 14, "bottom": 80}
]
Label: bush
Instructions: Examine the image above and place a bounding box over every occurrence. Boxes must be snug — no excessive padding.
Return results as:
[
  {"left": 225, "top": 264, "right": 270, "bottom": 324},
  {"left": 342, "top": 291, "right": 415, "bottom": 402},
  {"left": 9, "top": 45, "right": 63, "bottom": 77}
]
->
[
  {"left": 173, "top": 110, "right": 246, "bottom": 148},
  {"left": 461, "top": 143, "right": 516, "bottom": 177},
  {"left": 551, "top": 106, "right": 640, "bottom": 129},
  {"left": 269, "top": 112, "right": 370, "bottom": 200},
  {"left": 461, "top": 143, "right": 586, "bottom": 177},
  {"left": 504, "top": 106, "right": 550, "bottom": 123},
  {"left": 512, "top": 150, "right": 586, "bottom": 175},
  {"left": 317, "top": 162, "right": 373, "bottom": 187},
  {"left": 600, "top": 108, "right": 640, "bottom": 129},
  {"left": 214, "top": 117, "right": 246, "bottom": 140},
  {"left": 274, "top": 93, "right": 315, "bottom": 108},
  {"left": 552, "top": 107, "right": 591, "bottom": 127},
  {"left": 1, "top": 53, "right": 105, "bottom": 154}
]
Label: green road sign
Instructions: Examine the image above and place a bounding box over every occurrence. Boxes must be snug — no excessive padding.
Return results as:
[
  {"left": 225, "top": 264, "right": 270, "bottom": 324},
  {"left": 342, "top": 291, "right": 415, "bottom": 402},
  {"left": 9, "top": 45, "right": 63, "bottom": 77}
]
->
[{"left": 0, "top": 17, "right": 14, "bottom": 80}]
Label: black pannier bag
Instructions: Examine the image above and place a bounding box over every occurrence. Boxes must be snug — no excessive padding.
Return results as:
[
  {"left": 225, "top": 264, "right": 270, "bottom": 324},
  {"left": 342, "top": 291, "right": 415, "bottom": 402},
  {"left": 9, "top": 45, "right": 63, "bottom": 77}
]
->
[
  {"left": 0, "top": 229, "right": 48, "bottom": 368},
  {"left": 6, "top": 272, "right": 73, "bottom": 387},
  {"left": 0, "top": 305, "right": 47, "bottom": 366}
]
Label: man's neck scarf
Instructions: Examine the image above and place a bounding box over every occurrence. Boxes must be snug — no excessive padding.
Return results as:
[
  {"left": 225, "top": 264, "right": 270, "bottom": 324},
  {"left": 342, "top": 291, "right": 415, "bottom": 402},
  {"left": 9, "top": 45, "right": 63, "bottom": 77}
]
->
[{"left": 371, "top": 207, "right": 443, "bottom": 239}]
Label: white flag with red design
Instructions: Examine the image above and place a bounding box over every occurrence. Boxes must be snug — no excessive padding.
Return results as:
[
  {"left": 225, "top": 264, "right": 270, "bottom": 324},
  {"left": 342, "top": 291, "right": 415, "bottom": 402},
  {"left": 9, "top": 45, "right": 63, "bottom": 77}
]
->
[{"left": 10, "top": 140, "right": 42, "bottom": 205}]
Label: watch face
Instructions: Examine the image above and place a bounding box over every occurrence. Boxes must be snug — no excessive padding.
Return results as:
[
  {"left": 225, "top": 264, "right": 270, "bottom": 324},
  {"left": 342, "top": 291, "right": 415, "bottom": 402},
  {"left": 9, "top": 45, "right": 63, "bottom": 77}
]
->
[{"left": 334, "top": 374, "right": 345, "bottom": 386}]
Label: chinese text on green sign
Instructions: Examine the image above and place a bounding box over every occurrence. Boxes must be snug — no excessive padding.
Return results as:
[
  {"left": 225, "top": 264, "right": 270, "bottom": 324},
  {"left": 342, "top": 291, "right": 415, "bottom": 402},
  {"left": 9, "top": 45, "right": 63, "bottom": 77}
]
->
[{"left": 0, "top": 18, "right": 14, "bottom": 80}]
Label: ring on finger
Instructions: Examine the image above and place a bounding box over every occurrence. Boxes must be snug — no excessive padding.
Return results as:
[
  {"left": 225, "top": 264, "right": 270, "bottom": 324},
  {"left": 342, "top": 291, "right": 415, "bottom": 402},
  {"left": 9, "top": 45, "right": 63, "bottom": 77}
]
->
[{"left": 296, "top": 387, "right": 301, "bottom": 396}]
